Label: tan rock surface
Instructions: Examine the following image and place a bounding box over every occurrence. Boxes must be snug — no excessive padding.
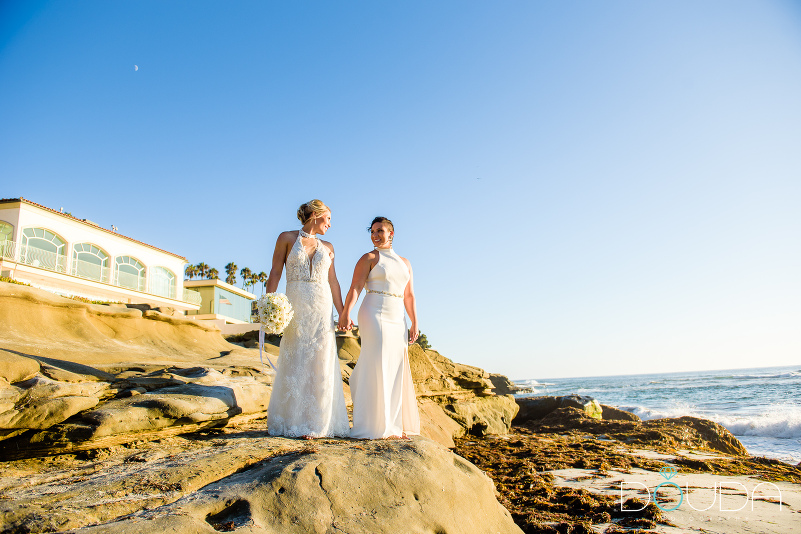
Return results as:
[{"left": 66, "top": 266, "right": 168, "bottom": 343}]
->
[
  {"left": 1, "top": 282, "right": 516, "bottom": 454},
  {"left": 0, "top": 283, "right": 254, "bottom": 369},
  {"left": 0, "top": 430, "right": 522, "bottom": 534},
  {"left": 0, "top": 349, "right": 40, "bottom": 384}
]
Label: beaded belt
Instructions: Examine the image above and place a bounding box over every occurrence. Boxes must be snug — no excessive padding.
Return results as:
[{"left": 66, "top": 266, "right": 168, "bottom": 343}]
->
[{"left": 366, "top": 289, "right": 403, "bottom": 298}]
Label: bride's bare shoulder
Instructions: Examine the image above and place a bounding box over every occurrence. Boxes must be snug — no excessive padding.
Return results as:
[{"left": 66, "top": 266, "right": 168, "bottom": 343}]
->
[
  {"left": 277, "top": 230, "right": 299, "bottom": 242},
  {"left": 359, "top": 250, "right": 379, "bottom": 264}
]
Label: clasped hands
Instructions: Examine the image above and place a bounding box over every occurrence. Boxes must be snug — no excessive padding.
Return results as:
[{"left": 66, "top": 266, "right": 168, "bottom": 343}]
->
[
  {"left": 337, "top": 315, "right": 354, "bottom": 332},
  {"left": 337, "top": 316, "right": 419, "bottom": 346}
]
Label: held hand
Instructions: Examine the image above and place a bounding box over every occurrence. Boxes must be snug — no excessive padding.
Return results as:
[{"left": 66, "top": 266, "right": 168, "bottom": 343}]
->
[
  {"left": 408, "top": 325, "right": 419, "bottom": 345},
  {"left": 337, "top": 315, "right": 353, "bottom": 331}
]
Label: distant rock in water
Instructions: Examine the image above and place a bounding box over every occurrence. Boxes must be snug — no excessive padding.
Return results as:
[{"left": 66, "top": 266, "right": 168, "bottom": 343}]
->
[
  {"left": 513, "top": 394, "right": 748, "bottom": 457},
  {"left": 488, "top": 373, "right": 533, "bottom": 395},
  {"left": 514, "top": 394, "right": 603, "bottom": 423},
  {"left": 600, "top": 403, "right": 641, "bottom": 422}
]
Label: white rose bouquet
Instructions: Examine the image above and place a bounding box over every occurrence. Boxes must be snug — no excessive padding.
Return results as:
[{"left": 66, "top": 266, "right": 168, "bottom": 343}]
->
[
  {"left": 256, "top": 293, "right": 293, "bottom": 371},
  {"left": 257, "top": 292, "right": 294, "bottom": 335}
]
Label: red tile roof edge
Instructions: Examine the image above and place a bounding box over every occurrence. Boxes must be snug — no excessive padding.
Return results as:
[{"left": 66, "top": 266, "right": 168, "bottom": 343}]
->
[{"left": 0, "top": 197, "right": 188, "bottom": 262}]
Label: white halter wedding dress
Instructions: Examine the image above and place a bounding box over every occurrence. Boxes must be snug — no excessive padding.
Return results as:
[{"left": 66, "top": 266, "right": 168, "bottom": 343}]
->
[
  {"left": 350, "top": 247, "right": 421, "bottom": 439},
  {"left": 267, "top": 231, "right": 350, "bottom": 438}
]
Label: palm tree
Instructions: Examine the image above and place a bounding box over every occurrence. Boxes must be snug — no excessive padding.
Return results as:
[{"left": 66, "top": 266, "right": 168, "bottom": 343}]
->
[
  {"left": 225, "top": 262, "right": 237, "bottom": 286},
  {"left": 249, "top": 273, "right": 259, "bottom": 293},
  {"left": 184, "top": 264, "right": 197, "bottom": 280},
  {"left": 257, "top": 271, "right": 268, "bottom": 295},
  {"left": 196, "top": 262, "right": 209, "bottom": 279},
  {"left": 240, "top": 267, "right": 252, "bottom": 289},
  {"left": 207, "top": 268, "right": 219, "bottom": 280}
]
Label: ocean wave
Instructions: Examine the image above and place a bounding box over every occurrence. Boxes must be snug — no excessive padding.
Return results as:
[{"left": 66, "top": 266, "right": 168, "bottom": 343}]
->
[
  {"left": 618, "top": 404, "right": 801, "bottom": 440},
  {"left": 514, "top": 379, "right": 556, "bottom": 387},
  {"left": 514, "top": 388, "right": 547, "bottom": 397},
  {"left": 728, "top": 371, "right": 801, "bottom": 380},
  {"left": 715, "top": 411, "right": 801, "bottom": 440}
]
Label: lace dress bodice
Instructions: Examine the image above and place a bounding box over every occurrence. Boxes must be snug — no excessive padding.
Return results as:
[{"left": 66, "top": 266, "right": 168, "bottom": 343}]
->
[{"left": 286, "top": 232, "right": 330, "bottom": 284}]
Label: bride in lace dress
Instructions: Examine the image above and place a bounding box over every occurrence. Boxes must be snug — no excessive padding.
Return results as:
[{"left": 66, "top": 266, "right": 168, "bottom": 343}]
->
[
  {"left": 339, "top": 216, "right": 421, "bottom": 439},
  {"left": 266, "top": 200, "right": 350, "bottom": 438}
]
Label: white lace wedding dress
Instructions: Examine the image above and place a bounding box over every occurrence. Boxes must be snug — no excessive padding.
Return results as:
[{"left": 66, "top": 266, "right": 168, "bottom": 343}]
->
[
  {"left": 350, "top": 247, "right": 421, "bottom": 439},
  {"left": 267, "top": 231, "right": 350, "bottom": 438}
]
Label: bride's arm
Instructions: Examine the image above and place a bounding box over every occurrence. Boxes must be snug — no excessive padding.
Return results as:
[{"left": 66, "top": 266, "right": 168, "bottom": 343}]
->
[
  {"left": 265, "top": 232, "right": 292, "bottom": 294},
  {"left": 325, "top": 243, "right": 345, "bottom": 316},
  {"left": 338, "top": 252, "right": 375, "bottom": 331},
  {"left": 402, "top": 259, "right": 419, "bottom": 344}
]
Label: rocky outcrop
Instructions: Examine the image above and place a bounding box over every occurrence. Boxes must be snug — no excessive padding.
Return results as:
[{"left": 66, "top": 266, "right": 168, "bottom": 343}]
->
[
  {"left": 662, "top": 416, "right": 749, "bottom": 456},
  {"left": 514, "top": 394, "right": 602, "bottom": 423},
  {"left": 441, "top": 395, "right": 519, "bottom": 437},
  {"left": 601, "top": 403, "right": 641, "bottom": 421},
  {"left": 521, "top": 406, "right": 749, "bottom": 457},
  {"left": 511, "top": 394, "right": 746, "bottom": 456},
  {"left": 1, "top": 366, "right": 274, "bottom": 458},
  {"left": 403, "top": 344, "right": 518, "bottom": 440},
  {"left": 1, "top": 282, "right": 517, "bottom": 456},
  {"left": 0, "top": 435, "right": 522, "bottom": 534},
  {"left": 488, "top": 373, "right": 533, "bottom": 395}
]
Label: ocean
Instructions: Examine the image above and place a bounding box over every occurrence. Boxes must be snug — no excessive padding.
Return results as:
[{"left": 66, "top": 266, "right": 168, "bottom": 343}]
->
[{"left": 514, "top": 364, "right": 801, "bottom": 464}]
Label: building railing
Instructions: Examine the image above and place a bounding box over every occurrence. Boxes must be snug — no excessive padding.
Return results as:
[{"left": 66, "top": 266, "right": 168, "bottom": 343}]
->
[
  {"left": 2, "top": 240, "right": 68, "bottom": 273},
  {"left": 1, "top": 239, "right": 200, "bottom": 306},
  {"left": 183, "top": 288, "right": 202, "bottom": 305},
  {"left": 71, "top": 257, "right": 112, "bottom": 283},
  {"left": 0, "top": 240, "right": 14, "bottom": 261},
  {"left": 114, "top": 270, "right": 146, "bottom": 292}
]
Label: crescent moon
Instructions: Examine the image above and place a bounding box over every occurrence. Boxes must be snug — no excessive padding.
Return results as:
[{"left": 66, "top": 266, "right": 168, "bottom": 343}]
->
[{"left": 134, "top": 65, "right": 139, "bottom": 71}]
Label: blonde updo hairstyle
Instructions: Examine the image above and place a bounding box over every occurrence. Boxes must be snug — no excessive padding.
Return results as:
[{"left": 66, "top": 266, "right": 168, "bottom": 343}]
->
[{"left": 297, "top": 199, "right": 330, "bottom": 225}]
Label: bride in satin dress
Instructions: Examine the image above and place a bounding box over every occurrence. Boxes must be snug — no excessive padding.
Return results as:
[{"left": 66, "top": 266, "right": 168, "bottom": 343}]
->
[
  {"left": 265, "top": 200, "right": 350, "bottom": 438},
  {"left": 339, "top": 217, "right": 421, "bottom": 439}
]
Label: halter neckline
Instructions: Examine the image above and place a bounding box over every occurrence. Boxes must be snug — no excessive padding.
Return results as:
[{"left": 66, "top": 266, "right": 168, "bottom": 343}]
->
[{"left": 299, "top": 228, "right": 317, "bottom": 239}]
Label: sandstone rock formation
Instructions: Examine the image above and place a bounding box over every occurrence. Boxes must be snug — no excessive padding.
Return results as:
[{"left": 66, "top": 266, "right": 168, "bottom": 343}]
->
[
  {"left": 520, "top": 405, "right": 748, "bottom": 457},
  {"left": 1, "top": 282, "right": 516, "bottom": 456},
  {"left": 0, "top": 433, "right": 522, "bottom": 534},
  {"left": 600, "top": 403, "right": 641, "bottom": 421},
  {"left": 511, "top": 395, "right": 747, "bottom": 456},
  {"left": 0, "top": 282, "right": 525, "bottom": 533},
  {"left": 513, "top": 394, "right": 602, "bottom": 423},
  {"left": 488, "top": 373, "right": 533, "bottom": 395}
]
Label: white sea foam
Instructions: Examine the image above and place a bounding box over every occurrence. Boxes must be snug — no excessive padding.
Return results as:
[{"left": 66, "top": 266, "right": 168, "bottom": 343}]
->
[
  {"left": 714, "top": 410, "right": 801, "bottom": 440},
  {"left": 728, "top": 371, "right": 801, "bottom": 380},
  {"left": 618, "top": 403, "right": 801, "bottom": 440},
  {"left": 514, "top": 379, "right": 556, "bottom": 387}
]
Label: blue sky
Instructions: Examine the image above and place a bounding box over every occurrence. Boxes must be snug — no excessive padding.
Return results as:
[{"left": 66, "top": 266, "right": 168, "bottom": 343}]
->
[{"left": 1, "top": 1, "right": 799, "bottom": 379}]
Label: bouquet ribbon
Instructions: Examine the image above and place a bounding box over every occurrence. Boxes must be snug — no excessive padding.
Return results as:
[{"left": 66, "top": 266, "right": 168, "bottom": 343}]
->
[{"left": 258, "top": 329, "right": 278, "bottom": 371}]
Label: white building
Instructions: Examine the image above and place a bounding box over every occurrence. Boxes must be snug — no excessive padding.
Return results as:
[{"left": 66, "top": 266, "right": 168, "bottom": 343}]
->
[{"left": 0, "top": 197, "right": 201, "bottom": 311}]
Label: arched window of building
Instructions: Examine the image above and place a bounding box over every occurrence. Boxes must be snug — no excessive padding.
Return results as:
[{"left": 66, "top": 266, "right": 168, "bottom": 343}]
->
[
  {"left": 150, "top": 266, "right": 176, "bottom": 299},
  {"left": 21, "top": 227, "right": 67, "bottom": 272},
  {"left": 0, "top": 221, "right": 13, "bottom": 259},
  {"left": 115, "top": 256, "right": 146, "bottom": 291},
  {"left": 72, "top": 243, "right": 110, "bottom": 282}
]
